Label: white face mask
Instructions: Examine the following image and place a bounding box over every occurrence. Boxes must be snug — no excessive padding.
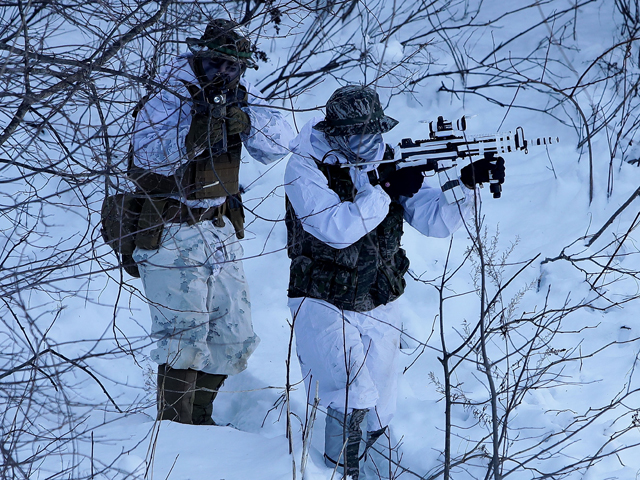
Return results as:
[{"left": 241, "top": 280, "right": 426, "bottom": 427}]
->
[{"left": 347, "top": 133, "right": 384, "bottom": 163}]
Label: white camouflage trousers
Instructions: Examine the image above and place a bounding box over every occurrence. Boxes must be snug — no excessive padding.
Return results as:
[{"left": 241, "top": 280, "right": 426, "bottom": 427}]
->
[
  {"left": 289, "top": 297, "right": 401, "bottom": 431},
  {"left": 133, "top": 219, "right": 259, "bottom": 375}
]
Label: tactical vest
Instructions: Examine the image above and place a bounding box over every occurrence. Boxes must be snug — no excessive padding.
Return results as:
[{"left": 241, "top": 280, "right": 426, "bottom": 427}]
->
[
  {"left": 180, "top": 83, "right": 246, "bottom": 199},
  {"left": 127, "top": 83, "right": 247, "bottom": 200},
  {"left": 120, "top": 82, "right": 248, "bottom": 254},
  {"left": 285, "top": 158, "right": 410, "bottom": 312},
  {"left": 181, "top": 139, "right": 242, "bottom": 199}
]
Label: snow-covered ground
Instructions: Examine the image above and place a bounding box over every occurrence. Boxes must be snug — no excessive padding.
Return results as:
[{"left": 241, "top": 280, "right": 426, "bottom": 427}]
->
[{"left": 3, "top": 1, "right": 640, "bottom": 479}]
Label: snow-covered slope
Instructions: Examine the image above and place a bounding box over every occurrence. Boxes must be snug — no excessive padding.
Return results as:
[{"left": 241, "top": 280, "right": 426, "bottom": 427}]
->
[{"left": 3, "top": 1, "right": 640, "bottom": 479}]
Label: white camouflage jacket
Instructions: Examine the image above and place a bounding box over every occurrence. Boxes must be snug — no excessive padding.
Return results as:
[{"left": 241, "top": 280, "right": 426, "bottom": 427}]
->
[
  {"left": 284, "top": 118, "right": 475, "bottom": 249},
  {"left": 132, "top": 54, "right": 294, "bottom": 208}
]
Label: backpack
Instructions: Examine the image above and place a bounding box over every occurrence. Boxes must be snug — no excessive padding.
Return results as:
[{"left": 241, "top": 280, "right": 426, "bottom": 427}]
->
[
  {"left": 99, "top": 94, "right": 150, "bottom": 278},
  {"left": 100, "top": 192, "right": 144, "bottom": 277}
]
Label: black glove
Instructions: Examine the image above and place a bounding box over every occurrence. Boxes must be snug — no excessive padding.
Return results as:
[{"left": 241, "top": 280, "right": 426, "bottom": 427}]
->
[
  {"left": 379, "top": 166, "right": 425, "bottom": 199},
  {"left": 460, "top": 154, "right": 505, "bottom": 189}
]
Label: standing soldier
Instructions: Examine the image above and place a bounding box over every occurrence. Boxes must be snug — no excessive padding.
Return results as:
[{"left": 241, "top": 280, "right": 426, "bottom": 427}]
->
[
  {"left": 284, "top": 86, "right": 504, "bottom": 478},
  {"left": 130, "top": 19, "right": 294, "bottom": 425}
]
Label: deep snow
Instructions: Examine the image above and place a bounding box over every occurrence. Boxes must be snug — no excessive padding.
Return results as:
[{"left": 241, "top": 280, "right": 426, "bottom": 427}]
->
[{"left": 5, "top": 1, "right": 640, "bottom": 479}]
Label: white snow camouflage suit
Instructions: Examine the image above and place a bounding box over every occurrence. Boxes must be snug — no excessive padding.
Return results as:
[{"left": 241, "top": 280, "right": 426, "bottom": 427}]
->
[
  {"left": 285, "top": 117, "right": 475, "bottom": 430},
  {"left": 132, "top": 54, "right": 294, "bottom": 375}
]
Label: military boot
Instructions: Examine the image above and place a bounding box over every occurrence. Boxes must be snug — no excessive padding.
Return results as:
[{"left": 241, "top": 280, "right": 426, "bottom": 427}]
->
[
  {"left": 361, "top": 427, "right": 401, "bottom": 480},
  {"left": 157, "top": 364, "right": 198, "bottom": 424},
  {"left": 192, "top": 372, "right": 227, "bottom": 425},
  {"left": 324, "top": 406, "right": 368, "bottom": 479}
]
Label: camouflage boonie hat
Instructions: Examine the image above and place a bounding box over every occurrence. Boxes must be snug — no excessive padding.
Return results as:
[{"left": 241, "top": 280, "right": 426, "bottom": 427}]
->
[
  {"left": 313, "top": 85, "right": 399, "bottom": 136},
  {"left": 186, "top": 19, "right": 257, "bottom": 69}
]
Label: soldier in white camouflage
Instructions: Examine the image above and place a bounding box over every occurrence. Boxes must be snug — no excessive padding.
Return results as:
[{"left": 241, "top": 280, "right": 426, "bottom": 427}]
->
[
  {"left": 130, "top": 19, "right": 294, "bottom": 425},
  {"left": 285, "top": 85, "right": 502, "bottom": 479}
]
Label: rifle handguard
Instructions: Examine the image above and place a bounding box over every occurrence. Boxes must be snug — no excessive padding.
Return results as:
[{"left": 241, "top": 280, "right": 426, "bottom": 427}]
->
[{"left": 393, "top": 116, "right": 557, "bottom": 203}]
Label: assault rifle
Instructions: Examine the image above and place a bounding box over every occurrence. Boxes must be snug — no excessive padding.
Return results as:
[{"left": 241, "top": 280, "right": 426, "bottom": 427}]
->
[
  {"left": 362, "top": 116, "right": 559, "bottom": 203},
  {"left": 190, "top": 86, "right": 248, "bottom": 153}
]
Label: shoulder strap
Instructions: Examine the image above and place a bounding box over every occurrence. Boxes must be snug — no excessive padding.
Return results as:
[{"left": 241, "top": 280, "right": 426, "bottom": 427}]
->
[
  {"left": 127, "top": 94, "right": 151, "bottom": 173},
  {"left": 233, "top": 84, "right": 248, "bottom": 107},
  {"left": 312, "top": 156, "right": 356, "bottom": 202},
  {"left": 131, "top": 94, "right": 151, "bottom": 120}
]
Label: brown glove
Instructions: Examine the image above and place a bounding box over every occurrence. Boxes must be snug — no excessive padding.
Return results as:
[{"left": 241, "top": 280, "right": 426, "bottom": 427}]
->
[
  {"left": 226, "top": 106, "right": 251, "bottom": 136},
  {"left": 185, "top": 113, "right": 223, "bottom": 155}
]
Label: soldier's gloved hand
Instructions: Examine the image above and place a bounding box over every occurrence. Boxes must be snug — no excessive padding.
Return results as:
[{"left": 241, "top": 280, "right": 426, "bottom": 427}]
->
[
  {"left": 460, "top": 155, "right": 505, "bottom": 189},
  {"left": 226, "top": 106, "right": 251, "bottom": 136},
  {"left": 380, "top": 166, "right": 425, "bottom": 199},
  {"left": 191, "top": 97, "right": 214, "bottom": 117},
  {"left": 185, "top": 114, "right": 223, "bottom": 153}
]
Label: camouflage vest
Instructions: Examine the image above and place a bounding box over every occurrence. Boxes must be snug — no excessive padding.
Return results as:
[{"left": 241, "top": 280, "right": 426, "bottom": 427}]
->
[
  {"left": 180, "top": 83, "right": 246, "bottom": 199},
  {"left": 285, "top": 158, "right": 410, "bottom": 312},
  {"left": 127, "top": 83, "right": 247, "bottom": 200},
  {"left": 181, "top": 139, "right": 242, "bottom": 199}
]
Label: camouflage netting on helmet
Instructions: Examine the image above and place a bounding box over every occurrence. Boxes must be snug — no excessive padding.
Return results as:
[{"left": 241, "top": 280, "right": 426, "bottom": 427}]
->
[
  {"left": 186, "top": 19, "right": 257, "bottom": 69},
  {"left": 313, "top": 85, "right": 399, "bottom": 136}
]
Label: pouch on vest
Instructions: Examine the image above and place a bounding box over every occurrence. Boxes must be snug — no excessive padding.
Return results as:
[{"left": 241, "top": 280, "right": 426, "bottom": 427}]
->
[
  {"left": 226, "top": 193, "right": 245, "bottom": 239},
  {"left": 190, "top": 152, "right": 241, "bottom": 199},
  {"left": 135, "top": 197, "right": 168, "bottom": 250},
  {"left": 100, "top": 193, "right": 144, "bottom": 277},
  {"left": 289, "top": 256, "right": 313, "bottom": 293},
  {"left": 375, "top": 251, "right": 409, "bottom": 303}
]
